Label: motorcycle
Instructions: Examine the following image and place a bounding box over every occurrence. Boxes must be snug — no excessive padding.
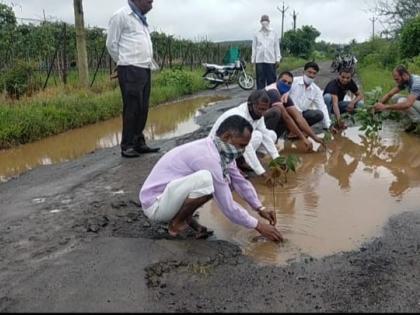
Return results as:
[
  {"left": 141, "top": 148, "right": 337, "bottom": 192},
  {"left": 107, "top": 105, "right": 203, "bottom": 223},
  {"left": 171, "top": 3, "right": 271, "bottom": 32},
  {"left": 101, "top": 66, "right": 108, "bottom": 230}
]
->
[
  {"left": 331, "top": 54, "right": 358, "bottom": 75},
  {"left": 202, "top": 59, "right": 255, "bottom": 90}
]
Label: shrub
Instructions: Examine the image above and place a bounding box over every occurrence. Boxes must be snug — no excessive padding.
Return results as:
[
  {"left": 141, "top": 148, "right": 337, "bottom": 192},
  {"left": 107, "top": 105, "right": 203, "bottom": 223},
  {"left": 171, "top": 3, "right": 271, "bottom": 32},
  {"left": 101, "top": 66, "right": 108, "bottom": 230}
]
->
[{"left": 1, "top": 60, "right": 41, "bottom": 99}]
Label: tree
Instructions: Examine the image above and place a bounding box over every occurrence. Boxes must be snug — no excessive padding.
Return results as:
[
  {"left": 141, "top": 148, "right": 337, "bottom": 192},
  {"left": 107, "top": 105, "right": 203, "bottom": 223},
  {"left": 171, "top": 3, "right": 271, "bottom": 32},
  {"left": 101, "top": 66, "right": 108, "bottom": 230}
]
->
[
  {"left": 281, "top": 25, "right": 320, "bottom": 58},
  {"left": 73, "top": 0, "right": 89, "bottom": 87},
  {"left": 400, "top": 16, "right": 420, "bottom": 59},
  {"left": 375, "top": 0, "right": 420, "bottom": 34},
  {"left": 0, "top": 3, "right": 17, "bottom": 67}
]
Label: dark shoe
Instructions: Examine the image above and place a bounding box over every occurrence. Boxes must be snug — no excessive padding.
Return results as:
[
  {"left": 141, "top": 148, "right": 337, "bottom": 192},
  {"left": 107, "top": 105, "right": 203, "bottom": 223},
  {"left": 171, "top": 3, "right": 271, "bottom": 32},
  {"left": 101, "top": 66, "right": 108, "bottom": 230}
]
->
[
  {"left": 404, "top": 123, "right": 417, "bottom": 133},
  {"left": 136, "top": 145, "right": 160, "bottom": 153},
  {"left": 121, "top": 148, "right": 141, "bottom": 158}
]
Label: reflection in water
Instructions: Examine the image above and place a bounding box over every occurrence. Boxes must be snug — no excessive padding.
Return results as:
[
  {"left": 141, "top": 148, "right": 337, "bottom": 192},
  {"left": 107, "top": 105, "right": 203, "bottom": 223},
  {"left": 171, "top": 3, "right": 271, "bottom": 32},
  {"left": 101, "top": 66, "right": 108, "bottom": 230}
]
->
[
  {"left": 198, "top": 124, "right": 420, "bottom": 265},
  {"left": 0, "top": 96, "right": 227, "bottom": 182}
]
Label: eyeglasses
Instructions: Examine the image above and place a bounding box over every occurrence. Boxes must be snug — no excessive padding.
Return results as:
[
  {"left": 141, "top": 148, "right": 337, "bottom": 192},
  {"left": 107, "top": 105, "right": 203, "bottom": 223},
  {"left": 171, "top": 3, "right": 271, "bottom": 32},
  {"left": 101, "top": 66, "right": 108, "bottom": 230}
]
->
[{"left": 281, "top": 79, "right": 292, "bottom": 85}]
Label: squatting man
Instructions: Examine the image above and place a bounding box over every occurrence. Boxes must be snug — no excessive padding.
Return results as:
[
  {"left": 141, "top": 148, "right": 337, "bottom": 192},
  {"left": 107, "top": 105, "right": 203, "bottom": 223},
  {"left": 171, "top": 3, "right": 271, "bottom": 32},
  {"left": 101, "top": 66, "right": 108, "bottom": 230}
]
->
[{"left": 139, "top": 115, "right": 284, "bottom": 242}]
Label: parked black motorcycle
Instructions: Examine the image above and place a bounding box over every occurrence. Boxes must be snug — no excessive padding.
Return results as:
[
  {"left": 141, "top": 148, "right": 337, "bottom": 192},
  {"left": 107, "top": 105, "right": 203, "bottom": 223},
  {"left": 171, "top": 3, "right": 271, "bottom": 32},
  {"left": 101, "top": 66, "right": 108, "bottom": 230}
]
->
[{"left": 202, "top": 59, "right": 255, "bottom": 90}]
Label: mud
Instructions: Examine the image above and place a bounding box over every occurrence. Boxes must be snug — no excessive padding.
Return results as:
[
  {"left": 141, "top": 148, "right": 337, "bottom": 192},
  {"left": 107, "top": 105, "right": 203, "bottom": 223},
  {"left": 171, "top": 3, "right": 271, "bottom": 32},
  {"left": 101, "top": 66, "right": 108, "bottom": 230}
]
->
[{"left": 0, "top": 61, "right": 419, "bottom": 312}]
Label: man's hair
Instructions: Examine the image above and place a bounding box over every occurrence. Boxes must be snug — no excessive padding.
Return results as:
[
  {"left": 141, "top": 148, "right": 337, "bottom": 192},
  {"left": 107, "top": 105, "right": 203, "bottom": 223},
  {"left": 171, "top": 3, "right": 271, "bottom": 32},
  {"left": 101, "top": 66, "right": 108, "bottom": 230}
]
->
[
  {"left": 394, "top": 65, "right": 410, "bottom": 76},
  {"left": 304, "top": 61, "right": 320, "bottom": 72},
  {"left": 216, "top": 115, "right": 253, "bottom": 137},
  {"left": 247, "top": 89, "right": 270, "bottom": 107},
  {"left": 278, "top": 71, "right": 294, "bottom": 80},
  {"left": 339, "top": 68, "right": 353, "bottom": 75}
]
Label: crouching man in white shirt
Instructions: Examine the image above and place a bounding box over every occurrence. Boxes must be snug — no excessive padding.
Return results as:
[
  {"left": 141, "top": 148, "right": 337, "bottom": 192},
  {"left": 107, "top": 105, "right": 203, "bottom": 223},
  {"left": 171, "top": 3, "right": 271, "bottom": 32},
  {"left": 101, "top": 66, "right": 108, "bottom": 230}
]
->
[
  {"left": 209, "top": 90, "right": 279, "bottom": 179},
  {"left": 289, "top": 61, "right": 335, "bottom": 132}
]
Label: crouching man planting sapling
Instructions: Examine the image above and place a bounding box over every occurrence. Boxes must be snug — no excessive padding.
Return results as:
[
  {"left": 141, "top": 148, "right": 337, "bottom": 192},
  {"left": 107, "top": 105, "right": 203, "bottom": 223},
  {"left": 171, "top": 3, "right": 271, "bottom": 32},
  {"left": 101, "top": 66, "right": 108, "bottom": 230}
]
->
[{"left": 139, "top": 115, "right": 284, "bottom": 242}]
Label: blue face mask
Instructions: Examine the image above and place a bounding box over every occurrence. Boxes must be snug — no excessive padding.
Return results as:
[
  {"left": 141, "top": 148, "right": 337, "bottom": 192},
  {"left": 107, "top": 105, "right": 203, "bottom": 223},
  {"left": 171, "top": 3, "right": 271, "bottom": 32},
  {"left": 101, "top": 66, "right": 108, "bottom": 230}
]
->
[{"left": 277, "top": 81, "right": 291, "bottom": 94}]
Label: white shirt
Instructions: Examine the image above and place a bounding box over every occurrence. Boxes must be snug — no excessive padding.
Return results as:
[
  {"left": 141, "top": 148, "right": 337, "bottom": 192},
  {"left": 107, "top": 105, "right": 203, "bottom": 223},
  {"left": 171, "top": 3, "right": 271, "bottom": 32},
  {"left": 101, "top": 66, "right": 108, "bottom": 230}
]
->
[
  {"left": 106, "top": 5, "right": 154, "bottom": 69},
  {"left": 251, "top": 28, "right": 281, "bottom": 64},
  {"left": 289, "top": 76, "right": 332, "bottom": 129},
  {"left": 209, "top": 102, "right": 279, "bottom": 175}
]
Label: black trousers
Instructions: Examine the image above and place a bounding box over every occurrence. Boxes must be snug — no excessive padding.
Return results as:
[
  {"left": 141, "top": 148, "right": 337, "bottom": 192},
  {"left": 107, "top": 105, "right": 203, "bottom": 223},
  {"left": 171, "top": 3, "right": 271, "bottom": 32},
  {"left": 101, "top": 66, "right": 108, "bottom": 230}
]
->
[
  {"left": 117, "top": 65, "right": 151, "bottom": 151},
  {"left": 256, "top": 63, "right": 277, "bottom": 90},
  {"left": 264, "top": 108, "right": 324, "bottom": 139},
  {"left": 302, "top": 110, "right": 324, "bottom": 126}
]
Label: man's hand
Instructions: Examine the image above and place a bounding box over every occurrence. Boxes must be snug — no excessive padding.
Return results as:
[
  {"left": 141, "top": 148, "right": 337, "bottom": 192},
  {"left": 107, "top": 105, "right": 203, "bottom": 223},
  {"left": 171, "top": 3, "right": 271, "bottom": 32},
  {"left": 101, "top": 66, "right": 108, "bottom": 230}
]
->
[
  {"left": 329, "top": 125, "right": 339, "bottom": 134},
  {"left": 257, "top": 206, "right": 277, "bottom": 226},
  {"left": 314, "top": 136, "right": 326, "bottom": 148},
  {"left": 255, "top": 221, "right": 284, "bottom": 242},
  {"left": 347, "top": 102, "right": 355, "bottom": 113},
  {"left": 280, "top": 93, "right": 289, "bottom": 104},
  {"left": 374, "top": 102, "right": 387, "bottom": 112},
  {"left": 302, "top": 138, "right": 313, "bottom": 152}
]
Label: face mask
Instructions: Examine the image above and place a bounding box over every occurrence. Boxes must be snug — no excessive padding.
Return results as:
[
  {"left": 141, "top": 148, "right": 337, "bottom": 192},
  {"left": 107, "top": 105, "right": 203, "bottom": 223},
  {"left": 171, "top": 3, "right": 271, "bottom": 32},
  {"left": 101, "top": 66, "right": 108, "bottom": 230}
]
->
[
  {"left": 249, "top": 105, "right": 262, "bottom": 120},
  {"left": 261, "top": 21, "right": 270, "bottom": 28},
  {"left": 277, "top": 81, "right": 291, "bottom": 95},
  {"left": 214, "top": 137, "right": 245, "bottom": 178},
  {"left": 303, "top": 75, "right": 315, "bottom": 86}
]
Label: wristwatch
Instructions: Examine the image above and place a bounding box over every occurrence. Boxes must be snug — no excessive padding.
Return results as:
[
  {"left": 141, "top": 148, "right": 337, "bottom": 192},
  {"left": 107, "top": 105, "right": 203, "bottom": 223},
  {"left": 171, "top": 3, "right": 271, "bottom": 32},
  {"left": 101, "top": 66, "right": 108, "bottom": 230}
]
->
[{"left": 257, "top": 206, "right": 266, "bottom": 213}]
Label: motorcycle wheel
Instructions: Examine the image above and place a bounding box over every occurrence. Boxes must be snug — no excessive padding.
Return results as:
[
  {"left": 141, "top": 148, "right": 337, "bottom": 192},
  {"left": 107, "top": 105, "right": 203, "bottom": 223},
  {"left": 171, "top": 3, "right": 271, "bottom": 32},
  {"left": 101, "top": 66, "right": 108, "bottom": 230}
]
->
[
  {"left": 204, "top": 72, "right": 222, "bottom": 89},
  {"left": 238, "top": 73, "right": 255, "bottom": 90}
]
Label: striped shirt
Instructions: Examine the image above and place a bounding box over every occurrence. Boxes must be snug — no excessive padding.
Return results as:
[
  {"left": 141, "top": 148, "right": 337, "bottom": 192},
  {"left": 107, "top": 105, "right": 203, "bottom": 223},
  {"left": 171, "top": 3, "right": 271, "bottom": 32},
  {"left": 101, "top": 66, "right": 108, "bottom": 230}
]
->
[{"left": 402, "top": 75, "right": 420, "bottom": 100}]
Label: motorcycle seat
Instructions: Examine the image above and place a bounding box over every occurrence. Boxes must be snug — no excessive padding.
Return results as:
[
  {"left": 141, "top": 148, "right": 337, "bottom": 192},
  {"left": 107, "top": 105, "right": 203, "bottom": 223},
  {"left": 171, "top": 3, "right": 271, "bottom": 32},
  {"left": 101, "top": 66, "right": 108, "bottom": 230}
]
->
[{"left": 203, "top": 63, "right": 236, "bottom": 71}]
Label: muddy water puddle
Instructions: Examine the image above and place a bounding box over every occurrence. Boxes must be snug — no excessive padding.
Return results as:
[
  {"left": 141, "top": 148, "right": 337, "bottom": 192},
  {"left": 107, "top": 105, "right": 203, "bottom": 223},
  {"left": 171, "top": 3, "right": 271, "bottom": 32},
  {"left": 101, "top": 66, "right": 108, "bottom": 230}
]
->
[
  {"left": 0, "top": 96, "right": 227, "bottom": 182},
  {"left": 198, "top": 124, "right": 420, "bottom": 265}
]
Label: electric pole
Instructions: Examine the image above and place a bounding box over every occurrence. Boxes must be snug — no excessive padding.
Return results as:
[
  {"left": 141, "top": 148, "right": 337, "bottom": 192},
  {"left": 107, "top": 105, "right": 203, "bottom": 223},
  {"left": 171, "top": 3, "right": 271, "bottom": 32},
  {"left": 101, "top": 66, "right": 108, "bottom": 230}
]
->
[
  {"left": 369, "top": 16, "right": 378, "bottom": 39},
  {"left": 276, "top": 2, "right": 289, "bottom": 40},
  {"left": 292, "top": 10, "right": 299, "bottom": 31}
]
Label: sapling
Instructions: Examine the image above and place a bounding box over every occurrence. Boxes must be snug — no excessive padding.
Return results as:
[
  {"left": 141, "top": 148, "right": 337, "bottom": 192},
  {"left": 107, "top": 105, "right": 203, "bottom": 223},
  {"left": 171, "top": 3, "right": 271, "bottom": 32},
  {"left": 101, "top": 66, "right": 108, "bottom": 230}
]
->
[
  {"left": 354, "top": 86, "right": 384, "bottom": 138},
  {"left": 265, "top": 155, "right": 300, "bottom": 210}
]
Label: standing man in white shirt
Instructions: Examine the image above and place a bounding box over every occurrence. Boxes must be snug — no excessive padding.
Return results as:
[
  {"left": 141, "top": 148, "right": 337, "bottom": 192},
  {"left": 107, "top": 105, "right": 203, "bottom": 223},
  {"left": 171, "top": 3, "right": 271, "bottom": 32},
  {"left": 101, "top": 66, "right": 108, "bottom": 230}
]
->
[
  {"left": 289, "top": 62, "right": 335, "bottom": 132},
  {"left": 106, "top": 0, "right": 160, "bottom": 158},
  {"left": 252, "top": 15, "right": 281, "bottom": 90},
  {"left": 209, "top": 90, "right": 279, "bottom": 179}
]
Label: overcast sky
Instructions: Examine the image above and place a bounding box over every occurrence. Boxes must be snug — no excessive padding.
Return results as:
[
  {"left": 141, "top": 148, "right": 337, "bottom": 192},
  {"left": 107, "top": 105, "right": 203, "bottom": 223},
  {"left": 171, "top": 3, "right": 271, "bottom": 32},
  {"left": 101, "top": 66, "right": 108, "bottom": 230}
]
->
[{"left": 9, "top": 0, "right": 385, "bottom": 44}]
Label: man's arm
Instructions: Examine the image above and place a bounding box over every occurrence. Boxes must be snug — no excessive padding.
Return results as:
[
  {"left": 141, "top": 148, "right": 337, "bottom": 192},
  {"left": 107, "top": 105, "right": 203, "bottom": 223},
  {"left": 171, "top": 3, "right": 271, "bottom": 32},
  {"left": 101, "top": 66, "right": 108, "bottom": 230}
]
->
[
  {"left": 106, "top": 14, "right": 122, "bottom": 63},
  {"left": 348, "top": 90, "right": 364, "bottom": 112},
  {"left": 272, "top": 103, "right": 313, "bottom": 151},
  {"left": 381, "top": 87, "right": 401, "bottom": 104},
  {"left": 331, "top": 94, "right": 341, "bottom": 120},
  {"left": 274, "top": 32, "right": 281, "bottom": 63},
  {"left": 375, "top": 94, "right": 417, "bottom": 112},
  {"left": 286, "top": 106, "right": 324, "bottom": 145},
  {"left": 257, "top": 119, "right": 280, "bottom": 160},
  {"left": 242, "top": 143, "right": 267, "bottom": 176},
  {"left": 251, "top": 35, "right": 257, "bottom": 64}
]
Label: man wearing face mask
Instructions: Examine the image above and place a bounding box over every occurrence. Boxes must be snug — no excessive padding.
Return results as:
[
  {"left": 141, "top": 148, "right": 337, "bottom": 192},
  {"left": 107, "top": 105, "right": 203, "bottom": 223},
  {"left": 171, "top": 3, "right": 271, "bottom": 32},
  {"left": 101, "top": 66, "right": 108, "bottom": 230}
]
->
[
  {"left": 209, "top": 90, "right": 279, "bottom": 179},
  {"left": 106, "top": 0, "right": 160, "bottom": 158},
  {"left": 289, "top": 62, "right": 335, "bottom": 132},
  {"left": 264, "top": 71, "right": 325, "bottom": 150},
  {"left": 252, "top": 15, "right": 281, "bottom": 90},
  {"left": 140, "top": 115, "right": 284, "bottom": 242}
]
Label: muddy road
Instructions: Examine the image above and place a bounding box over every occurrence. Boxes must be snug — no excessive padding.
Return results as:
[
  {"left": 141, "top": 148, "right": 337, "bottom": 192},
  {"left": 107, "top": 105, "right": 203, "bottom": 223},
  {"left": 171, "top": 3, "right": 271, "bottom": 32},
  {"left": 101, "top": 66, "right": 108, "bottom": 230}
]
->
[{"left": 1, "top": 61, "right": 420, "bottom": 312}]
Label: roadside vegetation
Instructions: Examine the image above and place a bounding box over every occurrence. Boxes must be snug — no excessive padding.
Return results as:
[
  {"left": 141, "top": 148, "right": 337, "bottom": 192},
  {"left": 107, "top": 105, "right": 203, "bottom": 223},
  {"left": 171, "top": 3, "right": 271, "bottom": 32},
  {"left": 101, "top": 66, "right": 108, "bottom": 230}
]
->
[{"left": 0, "top": 0, "right": 419, "bottom": 148}]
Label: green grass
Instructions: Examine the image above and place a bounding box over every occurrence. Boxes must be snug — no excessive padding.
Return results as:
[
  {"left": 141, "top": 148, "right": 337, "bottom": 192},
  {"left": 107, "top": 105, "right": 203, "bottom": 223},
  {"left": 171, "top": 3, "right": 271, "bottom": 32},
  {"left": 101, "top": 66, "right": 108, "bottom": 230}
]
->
[
  {"left": 357, "top": 65, "right": 395, "bottom": 93},
  {"left": 278, "top": 57, "right": 307, "bottom": 73},
  {"left": 0, "top": 68, "right": 207, "bottom": 149}
]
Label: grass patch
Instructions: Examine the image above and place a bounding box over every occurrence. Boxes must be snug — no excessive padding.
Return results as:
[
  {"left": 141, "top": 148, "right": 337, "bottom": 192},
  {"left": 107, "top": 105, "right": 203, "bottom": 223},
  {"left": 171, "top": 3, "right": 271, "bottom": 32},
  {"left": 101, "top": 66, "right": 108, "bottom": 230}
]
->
[
  {"left": 0, "top": 68, "right": 207, "bottom": 149},
  {"left": 278, "top": 56, "right": 307, "bottom": 73},
  {"left": 357, "top": 65, "right": 395, "bottom": 93}
]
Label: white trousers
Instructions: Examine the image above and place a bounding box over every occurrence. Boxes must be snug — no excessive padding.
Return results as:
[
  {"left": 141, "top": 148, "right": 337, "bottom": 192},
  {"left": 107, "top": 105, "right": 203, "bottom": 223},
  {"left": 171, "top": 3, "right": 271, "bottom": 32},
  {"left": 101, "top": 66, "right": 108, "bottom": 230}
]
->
[
  {"left": 143, "top": 170, "right": 214, "bottom": 222},
  {"left": 394, "top": 96, "right": 420, "bottom": 123}
]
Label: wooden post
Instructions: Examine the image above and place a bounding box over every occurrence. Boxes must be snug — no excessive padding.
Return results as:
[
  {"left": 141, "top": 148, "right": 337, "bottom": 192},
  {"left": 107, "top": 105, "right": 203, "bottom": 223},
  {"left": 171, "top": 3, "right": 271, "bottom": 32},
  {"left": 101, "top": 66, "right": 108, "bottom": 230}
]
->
[
  {"left": 62, "top": 22, "right": 68, "bottom": 85},
  {"left": 73, "top": 0, "right": 89, "bottom": 87}
]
